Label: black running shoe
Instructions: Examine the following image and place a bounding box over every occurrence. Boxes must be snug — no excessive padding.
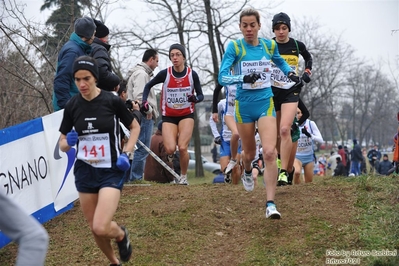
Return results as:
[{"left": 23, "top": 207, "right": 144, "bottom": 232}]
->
[
  {"left": 224, "top": 173, "right": 232, "bottom": 184},
  {"left": 117, "top": 226, "right": 132, "bottom": 262},
  {"left": 287, "top": 167, "right": 295, "bottom": 185}
]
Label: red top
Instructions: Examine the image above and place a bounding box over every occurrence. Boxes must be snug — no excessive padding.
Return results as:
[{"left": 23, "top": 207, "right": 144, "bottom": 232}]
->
[{"left": 161, "top": 67, "right": 195, "bottom": 117}]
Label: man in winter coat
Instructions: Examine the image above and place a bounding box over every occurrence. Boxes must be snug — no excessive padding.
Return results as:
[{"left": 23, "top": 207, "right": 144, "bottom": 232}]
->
[
  {"left": 377, "top": 154, "right": 392, "bottom": 176},
  {"left": 367, "top": 145, "right": 382, "bottom": 174},
  {"left": 127, "top": 49, "right": 159, "bottom": 181},
  {"left": 333, "top": 157, "right": 347, "bottom": 176},
  {"left": 343, "top": 146, "right": 351, "bottom": 175},
  {"left": 53, "top": 17, "right": 96, "bottom": 111},
  {"left": 90, "top": 19, "right": 120, "bottom": 91},
  {"left": 337, "top": 145, "right": 347, "bottom": 169},
  {"left": 350, "top": 139, "right": 363, "bottom": 176}
]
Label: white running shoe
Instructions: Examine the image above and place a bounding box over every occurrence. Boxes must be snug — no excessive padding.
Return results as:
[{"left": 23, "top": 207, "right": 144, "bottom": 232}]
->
[
  {"left": 171, "top": 176, "right": 180, "bottom": 184},
  {"left": 266, "top": 204, "right": 281, "bottom": 219},
  {"left": 167, "top": 154, "right": 174, "bottom": 163},
  {"left": 178, "top": 176, "right": 189, "bottom": 185},
  {"left": 241, "top": 171, "right": 254, "bottom": 192},
  {"left": 224, "top": 159, "right": 237, "bottom": 175}
]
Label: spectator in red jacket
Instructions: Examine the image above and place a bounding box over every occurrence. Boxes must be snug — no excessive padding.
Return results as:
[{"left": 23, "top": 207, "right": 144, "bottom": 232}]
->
[{"left": 337, "top": 145, "right": 347, "bottom": 168}]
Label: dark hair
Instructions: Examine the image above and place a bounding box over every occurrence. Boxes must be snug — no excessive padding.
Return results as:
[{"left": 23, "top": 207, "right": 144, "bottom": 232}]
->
[
  {"left": 239, "top": 8, "right": 260, "bottom": 24},
  {"left": 142, "top": 49, "right": 158, "bottom": 62},
  {"left": 383, "top": 154, "right": 388, "bottom": 157},
  {"left": 118, "top": 80, "right": 127, "bottom": 96}
]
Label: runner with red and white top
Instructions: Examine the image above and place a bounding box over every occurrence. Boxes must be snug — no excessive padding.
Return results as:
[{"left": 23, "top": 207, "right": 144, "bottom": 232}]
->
[
  {"left": 160, "top": 66, "right": 196, "bottom": 117},
  {"left": 141, "top": 43, "right": 204, "bottom": 185}
]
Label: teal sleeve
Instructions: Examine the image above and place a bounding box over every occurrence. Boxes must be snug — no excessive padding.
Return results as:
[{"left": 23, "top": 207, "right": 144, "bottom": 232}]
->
[{"left": 218, "top": 41, "right": 244, "bottom": 86}]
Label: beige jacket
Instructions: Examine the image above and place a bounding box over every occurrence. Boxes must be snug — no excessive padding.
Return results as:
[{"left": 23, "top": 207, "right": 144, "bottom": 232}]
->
[{"left": 127, "top": 62, "right": 159, "bottom": 119}]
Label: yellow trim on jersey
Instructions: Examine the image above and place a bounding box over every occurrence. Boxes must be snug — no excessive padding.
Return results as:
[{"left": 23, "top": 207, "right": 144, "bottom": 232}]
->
[
  {"left": 267, "top": 98, "right": 275, "bottom": 116},
  {"left": 234, "top": 100, "right": 242, "bottom": 123},
  {"left": 232, "top": 38, "right": 275, "bottom": 65},
  {"left": 260, "top": 39, "right": 276, "bottom": 57}
]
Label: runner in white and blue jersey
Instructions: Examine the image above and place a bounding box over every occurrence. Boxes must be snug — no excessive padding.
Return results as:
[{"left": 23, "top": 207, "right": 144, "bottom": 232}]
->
[
  {"left": 210, "top": 98, "right": 242, "bottom": 184},
  {"left": 218, "top": 8, "right": 299, "bottom": 220},
  {"left": 211, "top": 83, "right": 240, "bottom": 177}
]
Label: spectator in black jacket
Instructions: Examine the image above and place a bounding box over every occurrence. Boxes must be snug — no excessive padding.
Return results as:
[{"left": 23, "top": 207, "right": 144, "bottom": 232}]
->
[
  {"left": 333, "top": 157, "right": 347, "bottom": 176},
  {"left": 91, "top": 19, "right": 120, "bottom": 91},
  {"left": 367, "top": 145, "right": 382, "bottom": 173},
  {"left": 343, "top": 146, "right": 351, "bottom": 175},
  {"left": 378, "top": 154, "right": 392, "bottom": 176},
  {"left": 350, "top": 139, "right": 363, "bottom": 176}
]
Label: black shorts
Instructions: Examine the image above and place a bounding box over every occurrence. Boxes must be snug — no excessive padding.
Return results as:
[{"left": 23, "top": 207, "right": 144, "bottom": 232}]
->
[
  {"left": 74, "top": 160, "right": 125, "bottom": 193},
  {"left": 162, "top": 113, "right": 194, "bottom": 125},
  {"left": 272, "top": 84, "right": 302, "bottom": 112}
]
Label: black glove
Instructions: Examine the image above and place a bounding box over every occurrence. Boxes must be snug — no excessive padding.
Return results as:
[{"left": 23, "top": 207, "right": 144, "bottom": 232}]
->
[
  {"left": 187, "top": 94, "right": 198, "bottom": 103},
  {"left": 125, "top": 99, "right": 134, "bottom": 110},
  {"left": 301, "top": 72, "right": 311, "bottom": 83},
  {"left": 214, "top": 136, "right": 222, "bottom": 145},
  {"left": 291, "top": 122, "right": 299, "bottom": 133},
  {"left": 301, "top": 127, "right": 312, "bottom": 138},
  {"left": 288, "top": 72, "right": 300, "bottom": 83},
  {"left": 243, "top": 73, "right": 261, "bottom": 84}
]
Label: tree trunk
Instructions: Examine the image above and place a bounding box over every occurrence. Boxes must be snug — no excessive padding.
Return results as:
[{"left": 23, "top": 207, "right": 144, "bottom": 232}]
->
[{"left": 193, "top": 110, "right": 204, "bottom": 177}]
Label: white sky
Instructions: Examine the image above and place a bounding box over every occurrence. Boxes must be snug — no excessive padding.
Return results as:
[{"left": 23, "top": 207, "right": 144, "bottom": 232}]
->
[
  {"left": 274, "top": 0, "right": 399, "bottom": 72},
  {"left": 18, "top": 0, "right": 399, "bottom": 76}
]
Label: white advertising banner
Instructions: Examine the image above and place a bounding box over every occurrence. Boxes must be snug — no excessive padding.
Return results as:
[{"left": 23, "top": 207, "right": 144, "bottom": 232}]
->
[
  {"left": 0, "top": 118, "right": 53, "bottom": 214},
  {"left": 42, "top": 110, "right": 78, "bottom": 211},
  {"left": 0, "top": 113, "right": 78, "bottom": 248}
]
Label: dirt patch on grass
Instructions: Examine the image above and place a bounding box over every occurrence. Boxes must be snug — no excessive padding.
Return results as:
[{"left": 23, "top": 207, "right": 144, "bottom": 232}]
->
[{"left": 0, "top": 178, "right": 363, "bottom": 265}]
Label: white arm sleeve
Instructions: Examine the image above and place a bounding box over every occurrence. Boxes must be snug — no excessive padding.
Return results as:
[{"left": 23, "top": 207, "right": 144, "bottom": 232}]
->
[
  {"left": 209, "top": 115, "right": 220, "bottom": 138},
  {"left": 209, "top": 99, "right": 226, "bottom": 138},
  {"left": 310, "top": 120, "right": 324, "bottom": 143}
]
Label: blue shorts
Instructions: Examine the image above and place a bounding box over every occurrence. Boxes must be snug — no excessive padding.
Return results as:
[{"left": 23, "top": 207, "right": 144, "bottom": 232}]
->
[
  {"left": 235, "top": 98, "right": 275, "bottom": 123},
  {"left": 74, "top": 160, "right": 125, "bottom": 193},
  {"left": 296, "top": 154, "right": 314, "bottom": 166},
  {"left": 220, "top": 139, "right": 242, "bottom": 157}
]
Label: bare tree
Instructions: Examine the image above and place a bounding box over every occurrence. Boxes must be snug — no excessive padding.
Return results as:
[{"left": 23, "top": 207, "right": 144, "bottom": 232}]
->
[
  {"left": 345, "top": 64, "right": 397, "bottom": 147},
  {"left": 3, "top": 0, "right": 397, "bottom": 154},
  {"left": 110, "top": 0, "right": 274, "bottom": 176},
  {"left": 0, "top": 0, "right": 57, "bottom": 128},
  {"left": 273, "top": 16, "right": 399, "bottom": 149}
]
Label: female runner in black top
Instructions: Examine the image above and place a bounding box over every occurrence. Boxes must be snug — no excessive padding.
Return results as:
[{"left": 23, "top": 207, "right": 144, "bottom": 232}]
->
[{"left": 59, "top": 56, "right": 141, "bottom": 265}]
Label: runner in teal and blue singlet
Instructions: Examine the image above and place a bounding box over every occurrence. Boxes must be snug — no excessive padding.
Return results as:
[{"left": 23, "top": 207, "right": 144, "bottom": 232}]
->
[{"left": 218, "top": 8, "right": 299, "bottom": 220}]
